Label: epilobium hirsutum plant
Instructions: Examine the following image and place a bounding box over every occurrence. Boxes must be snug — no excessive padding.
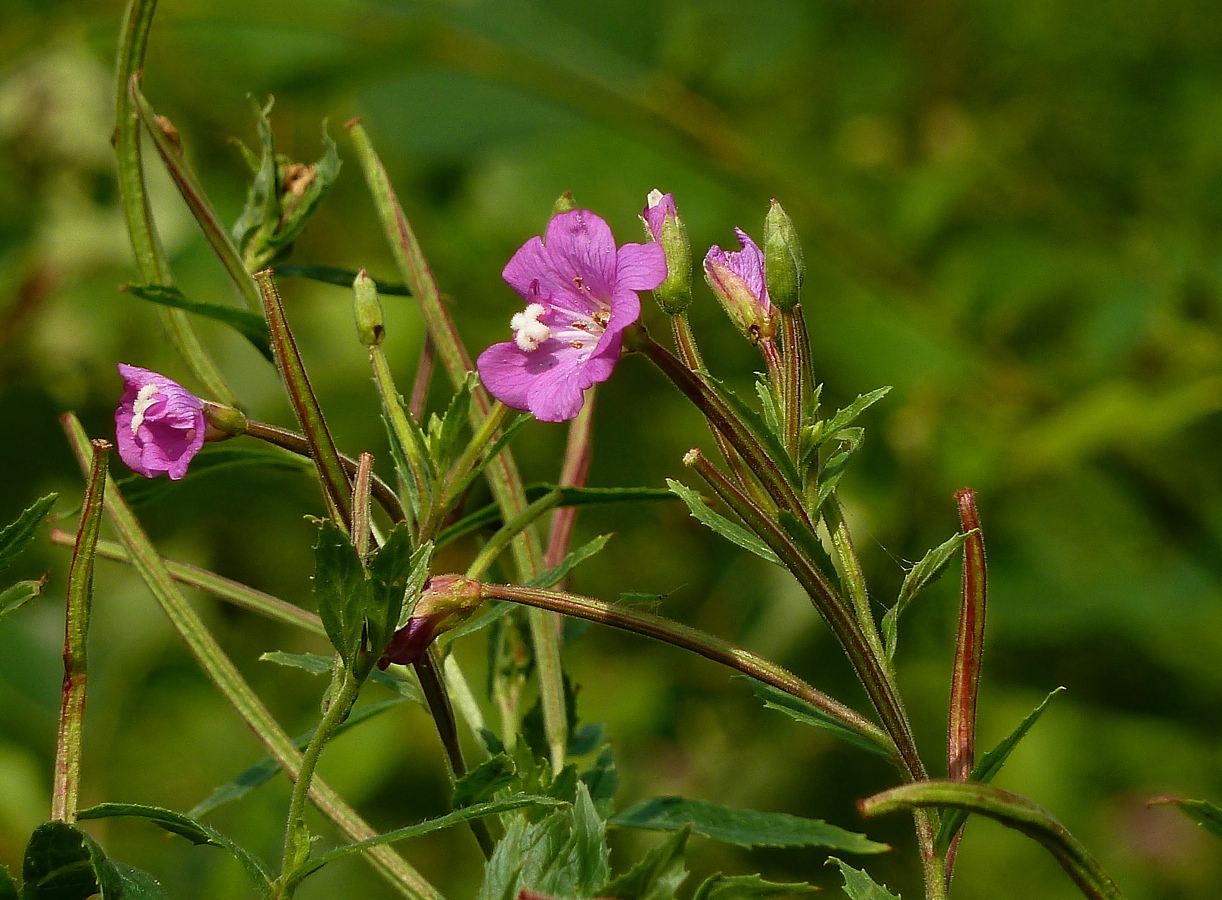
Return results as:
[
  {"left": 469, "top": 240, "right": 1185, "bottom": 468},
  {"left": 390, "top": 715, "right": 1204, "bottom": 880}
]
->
[{"left": 8, "top": 2, "right": 1206, "bottom": 899}]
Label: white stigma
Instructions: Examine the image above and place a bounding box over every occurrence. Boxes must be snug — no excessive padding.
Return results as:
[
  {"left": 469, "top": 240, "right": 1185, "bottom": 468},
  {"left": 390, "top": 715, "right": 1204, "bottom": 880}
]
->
[
  {"left": 646, "top": 188, "right": 664, "bottom": 209},
  {"left": 510, "top": 302, "right": 551, "bottom": 352},
  {"left": 129, "top": 383, "right": 161, "bottom": 436}
]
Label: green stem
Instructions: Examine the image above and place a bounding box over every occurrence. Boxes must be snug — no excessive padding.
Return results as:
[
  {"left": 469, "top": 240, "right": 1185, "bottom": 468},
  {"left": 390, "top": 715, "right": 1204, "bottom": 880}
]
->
[
  {"left": 778, "top": 307, "right": 808, "bottom": 459},
  {"left": 440, "top": 401, "right": 509, "bottom": 519},
  {"left": 52, "top": 439, "right": 109, "bottom": 822},
  {"left": 481, "top": 582, "right": 893, "bottom": 757},
  {"left": 466, "top": 489, "right": 563, "bottom": 581},
  {"left": 369, "top": 343, "right": 432, "bottom": 528}
]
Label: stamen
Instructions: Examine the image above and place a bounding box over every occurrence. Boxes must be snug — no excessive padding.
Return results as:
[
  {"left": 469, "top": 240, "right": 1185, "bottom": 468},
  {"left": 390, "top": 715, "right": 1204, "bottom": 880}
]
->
[
  {"left": 510, "top": 302, "right": 551, "bottom": 352},
  {"left": 130, "top": 383, "right": 161, "bottom": 436}
]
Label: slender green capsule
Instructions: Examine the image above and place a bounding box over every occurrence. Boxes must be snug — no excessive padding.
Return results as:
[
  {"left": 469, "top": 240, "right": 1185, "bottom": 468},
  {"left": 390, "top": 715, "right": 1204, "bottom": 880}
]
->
[{"left": 353, "top": 268, "right": 385, "bottom": 347}]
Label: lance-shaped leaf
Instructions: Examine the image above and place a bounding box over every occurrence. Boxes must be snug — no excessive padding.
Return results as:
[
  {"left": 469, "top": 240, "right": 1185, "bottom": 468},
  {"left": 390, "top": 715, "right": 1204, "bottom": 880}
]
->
[
  {"left": 527, "top": 535, "right": 613, "bottom": 590},
  {"left": 611, "top": 797, "right": 887, "bottom": 854},
  {"left": 0, "top": 578, "right": 46, "bottom": 623},
  {"left": 1149, "top": 797, "right": 1222, "bottom": 839},
  {"left": 78, "top": 803, "right": 271, "bottom": 895},
  {"left": 692, "top": 874, "right": 817, "bottom": 900},
  {"left": 0, "top": 493, "right": 57, "bottom": 573},
  {"left": 21, "top": 821, "right": 122, "bottom": 899},
  {"left": 743, "top": 678, "right": 894, "bottom": 760},
  {"left": 123, "top": 284, "right": 272, "bottom": 361},
  {"left": 597, "top": 826, "right": 689, "bottom": 900},
  {"left": 314, "top": 520, "right": 369, "bottom": 667},
  {"left": 881, "top": 530, "right": 971, "bottom": 661},
  {"left": 861, "top": 781, "right": 1129, "bottom": 900},
  {"left": 272, "top": 264, "right": 411, "bottom": 295},
  {"left": 937, "top": 686, "right": 1065, "bottom": 850},
  {"left": 256, "top": 269, "right": 352, "bottom": 525},
  {"left": 666, "top": 479, "right": 782, "bottom": 566},
  {"left": 825, "top": 858, "right": 899, "bottom": 900}
]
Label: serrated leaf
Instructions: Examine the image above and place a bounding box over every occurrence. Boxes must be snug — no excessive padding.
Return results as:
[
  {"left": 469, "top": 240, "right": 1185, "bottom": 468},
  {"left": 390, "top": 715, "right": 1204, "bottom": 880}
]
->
[
  {"left": 667, "top": 479, "right": 782, "bottom": 566},
  {"left": 431, "top": 372, "right": 477, "bottom": 468},
  {"left": 271, "top": 264, "right": 411, "bottom": 296},
  {"left": 826, "top": 858, "right": 900, "bottom": 900},
  {"left": 582, "top": 746, "right": 619, "bottom": 818},
  {"left": 0, "top": 493, "right": 57, "bottom": 574},
  {"left": 0, "top": 578, "right": 46, "bottom": 623},
  {"left": 743, "top": 678, "right": 892, "bottom": 759},
  {"left": 453, "top": 753, "right": 517, "bottom": 808},
  {"left": 1151, "top": 798, "right": 1222, "bottom": 839},
  {"left": 123, "top": 284, "right": 272, "bottom": 361},
  {"left": 187, "top": 697, "right": 407, "bottom": 819},
  {"left": 882, "top": 530, "right": 971, "bottom": 660},
  {"left": 108, "top": 863, "right": 169, "bottom": 900},
  {"left": 692, "top": 874, "right": 818, "bottom": 900},
  {"left": 22, "top": 821, "right": 121, "bottom": 900},
  {"left": 755, "top": 378, "right": 782, "bottom": 440},
  {"left": 77, "top": 803, "right": 272, "bottom": 893},
  {"left": 599, "top": 827, "right": 688, "bottom": 900},
  {"left": 528, "top": 535, "right": 613, "bottom": 589},
  {"left": 611, "top": 797, "right": 887, "bottom": 853},
  {"left": 479, "top": 784, "right": 610, "bottom": 900},
  {"left": 813, "top": 429, "right": 865, "bottom": 514},
  {"left": 821, "top": 388, "right": 891, "bottom": 440},
  {"left": 313, "top": 520, "right": 369, "bottom": 667},
  {"left": 395, "top": 540, "right": 434, "bottom": 629},
  {"left": 936, "top": 687, "right": 1065, "bottom": 849},
  {"left": 364, "top": 525, "right": 418, "bottom": 655}
]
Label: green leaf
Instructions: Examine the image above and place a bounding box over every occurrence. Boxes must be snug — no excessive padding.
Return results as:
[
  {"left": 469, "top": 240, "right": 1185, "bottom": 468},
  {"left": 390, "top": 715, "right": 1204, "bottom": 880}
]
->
[
  {"left": 289, "top": 795, "right": 561, "bottom": 892},
  {"left": 741, "top": 678, "right": 893, "bottom": 759},
  {"left": 21, "top": 821, "right": 121, "bottom": 900},
  {"left": 364, "top": 525, "right": 420, "bottom": 655},
  {"left": 479, "top": 784, "right": 610, "bottom": 900},
  {"left": 755, "top": 378, "right": 782, "bottom": 440},
  {"left": 813, "top": 428, "right": 864, "bottom": 513},
  {"left": 123, "top": 284, "right": 272, "bottom": 362},
  {"left": 826, "top": 858, "right": 900, "bottom": 900},
  {"left": 271, "top": 264, "right": 411, "bottom": 296},
  {"left": 527, "top": 535, "right": 613, "bottom": 589},
  {"left": 936, "top": 686, "right": 1065, "bottom": 849},
  {"left": 611, "top": 797, "right": 887, "bottom": 854},
  {"left": 77, "top": 802, "right": 272, "bottom": 893},
  {"left": 667, "top": 479, "right": 782, "bottom": 566},
  {"left": 882, "top": 530, "right": 971, "bottom": 660},
  {"left": 108, "top": 863, "right": 169, "bottom": 900},
  {"left": 313, "top": 520, "right": 369, "bottom": 667},
  {"left": 114, "top": 445, "right": 312, "bottom": 509},
  {"left": 0, "top": 493, "right": 57, "bottom": 574},
  {"left": 395, "top": 540, "right": 434, "bottom": 629},
  {"left": 1150, "top": 797, "right": 1222, "bottom": 839},
  {"left": 0, "top": 865, "right": 17, "bottom": 900},
  {"left": 598, "top": 827, "right": 688, "bottom": 900},
  {"left": 260, "top": 650, "right": 423, "bottom": 701},
  {"left": 187, "top": 698, "right": 407, "bottom": 819},
  {"left": 582, "top": 746, "right": 619, "bottom": 818},
  {"left": 430, "top": 372, "right": 478, "bottom": 469},
  {"left": 821, "top": 388, "right": 892, "bottom": 442},
  {"left": 692, "top": 874, "right": 818, "bottom": 900},
  {"left": 0, "top": 578, "right": 46, "bottom": 623},
  {"left": 453, "top": 753, "right": 517, "bottom": 808},
  {"left": 708, "top": 377, "right": 804, "bottom": 491}
]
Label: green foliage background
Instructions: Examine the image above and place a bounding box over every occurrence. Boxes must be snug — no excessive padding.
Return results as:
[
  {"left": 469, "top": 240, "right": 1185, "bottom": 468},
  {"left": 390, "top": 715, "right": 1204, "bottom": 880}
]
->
[{"left": 2, "top": 0, "right": 1221, "bottom": 897}]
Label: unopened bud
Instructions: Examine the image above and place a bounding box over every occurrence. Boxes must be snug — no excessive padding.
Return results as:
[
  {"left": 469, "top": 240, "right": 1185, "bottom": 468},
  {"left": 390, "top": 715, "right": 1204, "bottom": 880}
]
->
[
  {"left": 352, "top": 269, "right": 385, "bottom": 347},
  {"left": 763, "top": 199, "right": 804, "bottom": 312},
  {"left": 201, "top": 401, "right": 249, "bottom": 439},
  {"left": 377, "top": 575, "right": 484, "bottom": 668},
  {"left": 552, "top": 191, "right": 578, "bottom": 216},
  {"left": 703, "top": 228, "right": 776, "bottom": 346},
  {"left": 641, "top": 189, "right": 692, "bottom": 314}
]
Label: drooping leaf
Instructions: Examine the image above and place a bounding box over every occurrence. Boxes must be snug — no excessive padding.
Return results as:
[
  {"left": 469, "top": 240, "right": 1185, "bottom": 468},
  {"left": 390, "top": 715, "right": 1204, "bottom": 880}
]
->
[
  {"left": 741, "top": 678, "right": 893, "bottom": 759},
  {"left": 667, "top": 479, "right": 782, "bottom": 566},
  {"left": 528, "top": 535, "right": 613, "bottom": 589},
  {"left": 1149, "top": 797, "right": 1222, "bottom": 839},
  {"left": 598, "top": 826, "right": 688, "bottom": 900},
  {"left": 692, "top": 874, "right": 818, "bottom": 900},
  {"left": 479, "top": 784, "right": 610, "bottom": 900},
  {"left": 0, "top": 578, "right": 46, "bottom": 623},
  {"left": 77, "top": 803, "right": 271, "bottom": 893},
  {"left": 826, "top": 858, "right": 900, "bottom": 900},
  {"left": 936, "top": 687, "right": 1066, "bottom": 850},
  {"left": 453, "top": 753, "right": 517, "bottom": 808},
  {"left": 0, "top": 493, "right": 57, "bottom": 573},
  {"left": 123, "top": 284, "right": 272, "bottom": 361},
  {"left": 611, "top": 797, "right": 887, "bottom": 854},
  {"left": 187, "top": 698, "right": 407, "bottom": 819},
  {"left": 882, "top": 530, "right": 971, "bottom": 660},
  {"left": 21, "top": 821, "right": 121, "bottom": 900}
]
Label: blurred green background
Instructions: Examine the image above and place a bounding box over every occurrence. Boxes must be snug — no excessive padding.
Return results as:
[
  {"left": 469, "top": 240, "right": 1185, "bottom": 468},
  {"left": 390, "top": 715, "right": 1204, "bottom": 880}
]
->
[{"left": 2, "top": 0, "right": 1221, "bottom": 897}]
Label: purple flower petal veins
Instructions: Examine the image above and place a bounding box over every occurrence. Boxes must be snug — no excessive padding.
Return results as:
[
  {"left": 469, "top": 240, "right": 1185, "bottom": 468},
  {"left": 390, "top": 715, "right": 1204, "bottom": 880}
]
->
[
  {"left": 703, "top": 227, "right": 777, "bottom": 344},
  {"left": 477, "top": 208, "right": 667, "bottom": 422},
  {"left": 114, "top": 364, "right": 206, "bottom": 480}
]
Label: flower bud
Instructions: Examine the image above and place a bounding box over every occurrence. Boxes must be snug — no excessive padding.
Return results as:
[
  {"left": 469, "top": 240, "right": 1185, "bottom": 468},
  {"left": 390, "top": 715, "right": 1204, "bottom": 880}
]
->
[
  {"left": 377, "top": 575, "right": 485, "bottom": 668},
  {"left": 641, "top": 189, "right": 692, "bottom": 314},
  {"left": 763, "top": 199, "right": 804, "bottom": 312},
  {"left": 703, "top": 229, "right": 776, "bottom": 345},
  {"left": 352, "top": 269, "right": 385, "bottom": 347},
  {"left": 551, "top": 191, "right": 578, "bottom": 216}
]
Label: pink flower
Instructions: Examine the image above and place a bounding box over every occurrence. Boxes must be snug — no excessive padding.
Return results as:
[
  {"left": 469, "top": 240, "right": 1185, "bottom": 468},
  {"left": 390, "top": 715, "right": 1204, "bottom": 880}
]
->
[
  {"left": 114, "top": 364, "right": 206, "bottom": 480},
  {"left": 642, "top": 189, "right": 678, "bottom": 242},
  {"left": 477, "top": 209, "right": 667, "bottom": 422},
  {"left": 704, "top": 228, "right": 777, "bottom": 344}
]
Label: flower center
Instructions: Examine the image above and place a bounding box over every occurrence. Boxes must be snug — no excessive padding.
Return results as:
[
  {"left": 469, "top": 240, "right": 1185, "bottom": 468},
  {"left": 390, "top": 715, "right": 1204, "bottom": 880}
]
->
[
  {"left": 510, "top": 302, "right": 551, "bottom": 352},
  {"left": 129, "top": 383, "right": 162, "bottom": 436}
]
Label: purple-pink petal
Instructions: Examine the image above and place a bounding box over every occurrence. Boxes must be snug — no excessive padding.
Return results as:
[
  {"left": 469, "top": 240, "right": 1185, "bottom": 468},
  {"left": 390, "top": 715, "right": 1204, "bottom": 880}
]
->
[
  {"left": 614, "top": 241, "right": 668, "bottom": 292},
  {"left": 642, "top": 191, "right": 677, "bottom": 241},
  {"left": 114, "top": 364, "right": 205, "bottom": 480},
  {"left": 705, "top": 227, "right": 771, "bottom": 311}
]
